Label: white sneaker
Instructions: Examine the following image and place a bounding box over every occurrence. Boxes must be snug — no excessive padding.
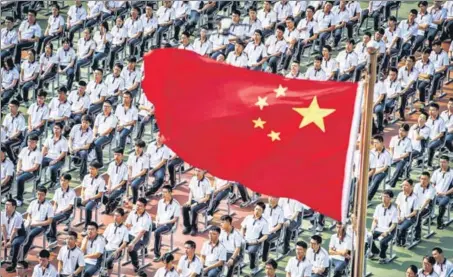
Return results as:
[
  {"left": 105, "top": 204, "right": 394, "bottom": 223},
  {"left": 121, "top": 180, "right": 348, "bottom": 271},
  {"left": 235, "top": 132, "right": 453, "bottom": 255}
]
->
[
  {"left": 15, "top": 199, "right": 23, "bottom": 207},
  {"left": 316, "top": 225, "right": 324, "bottom": 232},
  {"left": 251, "top": 268, "right": 260, "bottom": 275},
  {"left": 385, "top": 184, "right": 393, "bottom": 190},
  {"left": 207, "top": 215, "right": 213, "bottom": 221},
  {"left": 1, "top": 196, "right": 7, "bottom": 204}
]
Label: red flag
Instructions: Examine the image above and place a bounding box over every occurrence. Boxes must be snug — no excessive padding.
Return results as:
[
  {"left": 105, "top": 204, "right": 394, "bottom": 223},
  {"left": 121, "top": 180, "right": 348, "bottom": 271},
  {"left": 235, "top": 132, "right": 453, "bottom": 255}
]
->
[{"left": 143, "top": 49, "right": 361, "bottom": 221}]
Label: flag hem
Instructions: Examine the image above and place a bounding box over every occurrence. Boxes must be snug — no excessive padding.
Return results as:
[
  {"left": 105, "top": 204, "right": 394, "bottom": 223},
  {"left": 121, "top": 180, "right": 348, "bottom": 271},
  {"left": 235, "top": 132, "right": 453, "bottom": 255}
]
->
[{"left": 341, "top": 82, "right": 364, "bottom": 222}]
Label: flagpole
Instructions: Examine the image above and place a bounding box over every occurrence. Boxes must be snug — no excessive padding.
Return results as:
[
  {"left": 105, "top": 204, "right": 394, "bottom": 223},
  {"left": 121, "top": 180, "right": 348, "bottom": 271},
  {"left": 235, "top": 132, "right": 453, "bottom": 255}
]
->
[{"left": 353, "top": 46, "right": 377, "bottom": 277}]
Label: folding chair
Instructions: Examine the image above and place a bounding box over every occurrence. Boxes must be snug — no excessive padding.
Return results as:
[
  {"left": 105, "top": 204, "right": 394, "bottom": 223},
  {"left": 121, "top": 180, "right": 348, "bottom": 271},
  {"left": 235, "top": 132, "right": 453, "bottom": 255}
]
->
[
  {"left": 196, "top": 196, "right": 215, "bottom": 233},
  {"left": 421, "top": 205, "right": 435, "bottom": 239},
  {"left": 74, "top": 193, "right": 105, "bottom": 228},
  {"left": 404, "top": 213, "right": 420, "bottom": 249},
  {"left": 23, "top": 165, "right": 43, "bottom": 203},
  {"left": 122, "top": 224, "right": 152, "bottom": 271},
  {"left": 159, "top": 219, "right": 180, "bottom": 255}
]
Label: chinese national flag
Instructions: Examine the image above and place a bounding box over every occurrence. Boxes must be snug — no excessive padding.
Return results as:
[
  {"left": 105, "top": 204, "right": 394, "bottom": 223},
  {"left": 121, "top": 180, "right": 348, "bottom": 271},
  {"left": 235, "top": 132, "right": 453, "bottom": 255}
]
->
[{"left": 142, "top": 49, "right": 361, "bottom": 221}]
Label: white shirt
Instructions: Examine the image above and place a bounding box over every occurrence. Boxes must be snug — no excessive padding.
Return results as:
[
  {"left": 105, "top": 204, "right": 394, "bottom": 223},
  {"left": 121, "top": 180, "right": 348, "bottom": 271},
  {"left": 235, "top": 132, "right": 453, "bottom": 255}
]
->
[
  {"left": 94, "top": 113, "right": 117, "bottom": 134},
  {"left": 154, "top": 267, "right": 179, "bottom": 277},
  {"left": 415, "top": 60, "right": 435, "bottom": 76},
  {"left": 244, "top": 42, "right": 267, "bottom": 67},
  {"left": 284, "top": 27, "right": 300, "bottom": 44},
  {"left": 241, "top": 215, "right": 269, "bottom": 241},
  {"left": 274, "top": 1, "right": 293, "bottom": 22},
  {"left": 332, "top": 6, "right": 350, "bottom": 24},
  {"left": 1, "top": 211, "right": 23, "bottom": 239},
  {"left": 147, "top": 142, "right": 171, "bottom": 168},
  {"left": 19, "top": 21, "right": 41, "bottom": 40},
  {"left": 285, "top": 256, "right": 312, "bottom": 277},
  {"left": 370, "top": 149, "right": 391, "bottom": 170},
  {"left": 297, "top": 17, "right": 318, "bottom": 40},
  {"left": 111, "top": 25, "right": 127, "bottom": 46},
  {"left": 396, "top": 192, "right": 419, "bottom": 218},
  {"left": 389, "top": 136, "right": 412, "bottom": 160},
  {"left": 27, "top": 103, "right": 49, "bottom": 129},
  {"left": 263, "top": 204, "right": 284, "bottom": 230},
  {"left": 431, "top": 168, "right": 453, "bottom": 194},
  {"left": 383, "top": 78, "right": 401, "bottom": 99},
  {"left": 209, "top": 33, "right": 228, "bottom": 50},
  {"left": 105, "top": 74, "right": 125, "bottom": 97},
  {"left": 56, "top": 47, "right": 76, "bottom": 66},
  {"left": 306, "top": 247, "right": 330, "bottom": 270},
  {"left": 408, "top": 124, "right": 430, "bottom": 152},
  {"left": 321, "top": 57, "right": 338, "bottom": 77},
  {"left": 226, "top": 52, "right": 248, "bottom": 68},
  {"left": 201, "top": 240, "right": 227, "bottom": 266},
  {"left": 82, "top": 174, "right": 106, "bottom": 200},
  {"left": 140, "top": 14, "right": 158, "bottom": 33},
  {"left": 138, "top": 93, "right": 154, "bottom": 117},
  {"left": 441, "top": 111, "right": 453, "bottom": 131},
  {"left": 384, "top": 27, "right": 401, "bottom": 48},
  {"left": 86, "top": 80, "right": 108, "bottom": 103},
  {"left": 219, "top": 228, "right": 243, "bottom": 253},
  {"left": 188, "top": 176, "right": 212, "bottom": 202},
  {"left": 177, "top": 255, "right": 202, "bottom": 277},
  {"left": 242, "top": 17, "right": 262, "bottom": 38},
  {"left": 399, "top": 20, "right": 418, "bottom": 41},
  {"left": 156, "top": 6, "right": 176, "bottom": 25},
  {"left": 193, "top": 38, "right": 213, "bottom": 56},
  {"left": 125, "top": 210, "right": 152, "bottom": 238},
  {"left": 346, "top": 1, "right": 362, "bottom": 18},
  {"left": 414, "top": 183, "right": 436, "bottom": 209},
  {"left": 304, "top": 67, "right": 327, "bottom": 81},
  {"left": 156, "top": 198, "right": 180, "bottom": 224},
  {"left": 84, "top": 235, "right": 105, "bottom": 265},
  {"left": 1, "top": 27, "right": 18, "bottom": 48},
  {"left": 44, "top": 136, "right": 68, "bottom": 160},
  {"left": 53, "top": 187, "right": 76, "bottom": 213},
  {"left": 22, "top": 60, "right": 39, "bottom": 79},
  {"left": 47, "top": 15, "right": 65, "bottom": 36},
  {"left": 27, "top": 199, "right": 54, "bottom": 225},
  {"left": 434, "top": 259, "right": 453, "bottom": 277},
  {"left": 48, "top": 98, "right": 71, "bottom": 120},
  {"left": 266, "top": 36, "right": 287, "bottom": 55},
  {"left": 115, "top": 104, "right": 138, "bottom": 129},
  {"left": 77, "top": 38, "right": 96, "bottom": 58},
  {"left": 429, "top": 6, "right": 447, "bottom": 28},
  {"left": 426, "top": 116, "right": 446, "bottom": 140},
  {"left": 257, "top": 10, "right": 277, "bottom": 29},
  {"left": 67, "top": 5, "right": 87, "bottom": 25},
  {"left": 57, "top": 246, "right": 85, "bottom": 275},
  {"left": 107, "top": 160, "right": 128, "bottom": 188},
  {"left": 125, "top": 17, "right": 143, "bottom": 38},
  {"left": 314, "top": 10, "right": 337, "bottom": 30},
  {"left": 173, "top": 1, "right": 190, "bottom": 18},
  {"left": 430, "top": 50, "right": 449, "bottom": 71},
  {"left": 279, "top": 198, "right": 303, "bottom": 219},
  {"left": 104, "top": 223, "right": 129, "bottom": 251},
  {"left": 178, "top": 43, "right": 195, "bottom": 52},
  {"left": 228, "top": 22, "right": 247, "bottom": 40},
  {"left": 1, "top": 157, "right": 14, "bottom": 182},
  {"left": 329, "top": 233, "right": 352, "bottom": 261},
  {"left": 2, "top": 112, "right": 26, "bottom": 138},
  {"left": 127, "top": 152, "right": 149, "bottom": 177},
  {"left": 121, "top": 67, "right": 141, "bottom": 89},
  {"left": 353, "top": 150, "right": 377, "bottom": 179},
  {"left": 373, "top": 203, "right": 398, "bottom": 232},
  {"left": 19, "top": 147, "right": 42, "bottom": 171},
  {"left": 87, "top": 1, "right": 104, "bottom": 17},
  {"left": 398, "top": 66, "right": 419, "bottom": 88},
  {"left": 93, "top": 31, "right": 112, "bottom": 53},
  {"left": 32, "top": 263, "right": 57, "bottom": 277},
  {"left": 69, "top": 125, "right": 94, "bottom": 149},
  {"left": 39, "top": 53, "right": 57, "bottom": 73},
  {"left": 336, "top": 50, "right": 358, "bottom": 73},
  {"left": 1, "top": 67, "right": 19, "bottom": 89}
]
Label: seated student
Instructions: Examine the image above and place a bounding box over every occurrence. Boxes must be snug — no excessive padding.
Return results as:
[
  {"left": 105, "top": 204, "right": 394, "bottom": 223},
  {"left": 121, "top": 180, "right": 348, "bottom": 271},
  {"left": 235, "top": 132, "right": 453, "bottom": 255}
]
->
[
  {"left": 313, "top": 1, "right": 337, "bottom": 57},
  {"left": 15, "top": 135, "right": 42, "bottom": 207},
  {"left": 145, "top": 132, "right": 170, "bottom": 196},
  {"left": 307, "top": 234, "right": 330, "bottom": 276},
  {"left": 408, "top": 114, "right": 430, "bottom": 165},
  {"left": 120, "top": 57, "right": 141, "bottom": 98},
  {"left": 136, "top": 90, "right": 155, "bottom": 140},
  {"left": 369, "top": 190, "right": 398, "bottom": 264},
  {"left": 305, "top": 56, "right": 327, "bottom": 81},
  {"left": 86, "top": 69, "right": 108, "bottom": 117},
  {"left": 285, "top": 240, "right": 312, "bottom": 277},
  {"left": 37, "top": 4, "right": 64, "bottom": 54},
  {"left": 279, "top": 197, "right": 303, "bottom": 253},
  {"left": 125, "top": 197, "right": 152, "bottom": 273},
  {"left": 91, "top": 21, "right": 112, "bottom": 71},
  {"left": 104, "top": 147, "right": 127, "bottom": 214},
  {"left": 32, "top": 250, "right": 58, "bottom": 277},
  {"left": 429, "top": 40, "right": 449, "bottom": 101},
  {"left": 432, "top": 247, "right": 453, "bottom": 277},
  {"left": 81, "top": 222, "right": 105, "bottom": 277},
  {"left": 57, "top": 230, "right": 85, "bottom": 277},
  {"left": 92, "top": 100, "right": 117, "bottom": 166},
  {"left": 219, "top": 215, "right": 243, "bottom": 277},
  {"left": 68, "top": 81, "right": 90, "bottom": 125},
  {"left": 360, "top": 1, "right": 384, "bottom": 32},
  {"left": 182, "top": 169, "right": 212, "bottom": 236},
  {"left": 381, "top": 16, "right": 401, "bottom": 69},
  {"left": 104, "top": 63, "right": 125, "bottom": 105},
  {"left": 1, "top": 199, "right": 26, "bottom": 273},
  {"left": 264, "top": 25, "right": 287, "bottom": 74},
  {"left": 128, "top": 140, "right": 149, "bottom": 204},
  {"left": 395, "top": 179, "right": 419, "bottom": 247},
  {"left": 18, "top": 49, "right": 39, "bottom": 106},
  {"left": 194, "top": 28, "right": 213, "bottom": 57},
  {"left": 14, "top": 10, "right": 41, "bottom": 64},
  {"left": 56, "top": 38, "right": 77, "bottom": 90},
  {"left": 47, "top": 86, "right": 71, "bottom": 127},
  {"left": 68, "top": 115, "right": 94, "bottom": 180},
  {"left": 114, "top": 91, "right": 138, "bottom": 148},
  {"left": 331, "top": 1, "right": 350, "bottom": 48},
  {"left": 397, "top": 56, "right": 419, "bottom": 115},
  {"left": 241, "top": 201, "right": 270, "bottom": 275},
  {"left": 336, "top": 39, "right": 358, "bottom": 81},
  {"left": 155, "top": 253, "right": 179, "bottom": 277},
  {"left": 37, "top": 43, "right": 57, "bottom": 90},
  {"left": 41, "top": 123, "right": 68, "bottom": 188},
  {"left": 1, "top": 147, "right": 14, "bottom": 191},
  {"left": 85, "top": 1, "right": 105, "bottom": 28},
  {"left": 66, "top": 0, "right": 87, "bottom": 43},
  {"left": 1, "top": 57, "right": 19, "bottom": 107},
  {"left": 21, "top": 90, "right": 49, "bottom": 149},
  {"left": 387, "top": 124, "right": 412, "bottom": 189},
  {"left": 201, "top": 226, "right": 227, "bottom": 277},
  {"left": 140, "top": 4, "right": 158, "bottom": 55},
  {"left": 109, "top": 16, "right": 128, "bottom": 70},
  {"left": 425, "top": 102, "right": 446, "bottom": 169},
  {"left": 152, "top": 185, "right": 180, "bottom": 261},
  {"left": 207, "top": 177, "right": 232, "bottom": 217},
  {"left": 262, "top": 196, "right": 284, "bottom": 263},
  {"left": 177, "top": 240, "right": 203, "bottom": 277},
  {"left": 47, "top": 174, "right": 76, "bottom": 245},
  {"left": 2, "top": 100, "right": 26, "bottom": 163},
  {"left": 329, "top": 222, "right": 352, "bottom": 277},
  {"left": 413, "top": 172, "right": 434, "bottom": 241},
  {"left": 77, "top": 161, "right": 106, "bottom": 235},
  {"left": 20, "top": 186, "right": 54, "bottom": 266},
  {"left": 103, "top": 208, "right": 129, "bottom": 276},
  {"left": 418, "top": 256, "right": 437, "bottom": 277},
  {"left": 0, "top": 17, "right": 18, "bottom": 61},
  {"left": 431, "top": 155, "right": 453, "bottom": 230},
  {"left": 75, "top": 28, "right": 96, "bottom": 82},
  {"left": 415, "top": 49, "right": 435, "bottom": 104},
  {"left": 442, "top": 98, "right": 453, "bottom": 153},
  {"left": 368, "top": 135, "right": 391, "bottom": 201},
  {"left": 399, "top": 9, "right": 419, "bottom": 59}
]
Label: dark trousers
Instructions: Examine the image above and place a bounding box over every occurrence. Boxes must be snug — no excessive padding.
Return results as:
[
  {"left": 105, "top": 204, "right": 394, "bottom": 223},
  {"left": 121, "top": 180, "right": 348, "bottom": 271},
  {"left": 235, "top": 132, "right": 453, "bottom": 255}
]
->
[
  {"left": 117, "top": 127, "right": 132, "bottom": 149},
  {"left": 156, "top": 26, "right": 170, "bottom": 48},
  {"left": 91, "top": 51, "right": 108, "bottom": 71},
  {"left": 76, "top": 198, "right": 97, "bottom": 229},
  {"left": 167, "top": 158, "right": 183, "bottom": 186},
  {"left": 388, "top": 159, "right": 407, "bottom": 188},
  {"left": 37, "top": 34, "right": 60, "bottom": 54},
  {"left": 9, "top": 235, "right": 26, "bottom": 265},
  {"left": 128, "top": 234, "right": 149, "bottom": 269},
  {"left": 396, "top": 218, "right": 415, "bottom": 245},
  {"left": 208, "top": 189, "right": 230, "bottom": 216},
  {"left": 371, "top": 230, "right": 394, "bottom": 259},
  {"left": 37, "top": 71, "right": 57, "bottom": 90},
  {"left": 412, "top": 35, "right": 426, "bottom": 55},
  {"left": 67, "top": 24, "right": 83, "bottom": 44},
  {"left": 236, "top": 183, "right": 250, "bottom": 202},
  {"left": 131, "top": 175, "right": 146, "bottom": 204},
  {"left": 346, "top": 20, "right": 358, "bottom": 39},
  {"left": 225, "top": 252, "right": 241, "bottom": 277},
  {"left": 93, "top": 133, "right": 113, "bottom": 165},
  {"left": 21, "top": 226, "right": 47, "bottom": 260},
  {"left": 174, "top": 19, "right": 186, "bottom": 40},
  {"left": 417, "top": 80, "right": 430, "bottom": 103},
  {"left": 48, "top": 210, "right": 72, "bottom": 240},
  {"left": 41, "top": 157, "right": 65, "bottom": 183},
  {"left": 16, "top": 171, "right": 37, "bottom": 201},
  {"left": 360, "top": 9, "right": 382, "bottom": 31},
  {"left": 445, "top": 133, "right": 453, "bottom": 152},
  {"left": 283, "top": 219, "right": 300, "bottom": 253},
  {"left": 317, "top": 32, "right": 331, "bottom": 54},
  {"left": 104, "top": 187, "right": 126, "bottom": 213},
  {"left": 14, "top": 41, "right": 35, "bottom": 64},
  {"left": 73, "top": 150, "right": 88, "bottom": 180},
  {"left": 1, "top": 88, "right": 16, "bottom": 107},
  {"left": 60, "top": 65, "right": 75, "bottom": 91},
  {"left": 83, "top": 259, "right": 102, "bottom": 277},
  {"left": 21, "top": 80, "right": 36, "bottom": 102},
  {"left": 21, "top": 127, "right": 44, "bottom": 148},
  {"left": 267, "top": 56, "right": 280, "bottom": 74},
  {"left": 141, "top": 33, "right": 154, "bottom": 54},
  {"left": 374, "top": 103, "right": 384, "bottom": 132},
  {"left": 262, "top": 231, "right": 280, "bottom": 262},
  {"left": 245, "top": 242, "right": 261, "bottom": 269},
  {"left": 427, "top": 139, "right": 443, "bottom": 166},
  {"left": 3, "top": 135, "right": 23, "bottom": 163},
  {"left": 151, "top": 222, "right": 172, "bottom": 256},
  {"left": 109, "top": 45, "right": 124, "bottom": 70},
  {"left": 430, "top": 72, "right": 445, "bottom": 100},
  {"left": 146, "top": 167, "right": 166, "bottom": 196},
  {"left": 127, "top": 37, "right": 141, "bottom": 57},
  {"left": 415, "top": 207, "right": 430, "bottom": 239},
  {"left": 368, "top": 172, "right": 387, "bottom": 201},
  {"left": 332, "top": 258, "right": 349, "bottom": 277},
  {"left": 75, "top": 57, "right": 92, "bottom": 81},
  {"left": 436, "top": 195, "right": 451, "bottom": 226},
  {"left": 182, "top": 200, "right": 208, "bottom": 230}
]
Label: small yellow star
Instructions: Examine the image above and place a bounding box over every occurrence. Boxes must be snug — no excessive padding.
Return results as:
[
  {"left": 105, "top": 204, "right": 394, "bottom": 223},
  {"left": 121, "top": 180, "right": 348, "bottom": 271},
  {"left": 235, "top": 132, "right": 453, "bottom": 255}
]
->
[
  {"left": 252, "top": 118, "right": 266, "bottom": 129},
  {"left": 274, "top": 85, "right": 287, "bottom": 98},
  {"left": 293, "top": 96, "right": 336, "bottom": 132},
  {"left": 255, "top": 96, "right": 269, "bottom": 110},
  {"left": 267, "top": 131, "right": 281, "bottom": 142}
]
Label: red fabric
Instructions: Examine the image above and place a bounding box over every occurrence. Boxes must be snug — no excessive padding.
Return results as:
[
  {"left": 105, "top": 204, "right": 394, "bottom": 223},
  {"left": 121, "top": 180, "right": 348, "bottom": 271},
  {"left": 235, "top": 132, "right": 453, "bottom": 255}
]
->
[{"left": 143, "top": 49, "right": 360, "bottom": 221}]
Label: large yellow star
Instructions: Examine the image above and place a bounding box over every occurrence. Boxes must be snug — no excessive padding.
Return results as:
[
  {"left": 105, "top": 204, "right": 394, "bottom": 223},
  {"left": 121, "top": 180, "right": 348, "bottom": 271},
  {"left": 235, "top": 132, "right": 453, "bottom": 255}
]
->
[
  {"left": 274, "top": 85, "right": 287, "bottom": 98},
  {"left": 255, "top": 96, "right": 269, "bottom": 110},
  {"left": 292, "top": 96, "right": 336, "bottom": 132},
  {"left": 267, "top": 131, "right": 281, "bottom": 141},
  {"left": 252, "top": 118, "right": 266, "bottom": 129}
]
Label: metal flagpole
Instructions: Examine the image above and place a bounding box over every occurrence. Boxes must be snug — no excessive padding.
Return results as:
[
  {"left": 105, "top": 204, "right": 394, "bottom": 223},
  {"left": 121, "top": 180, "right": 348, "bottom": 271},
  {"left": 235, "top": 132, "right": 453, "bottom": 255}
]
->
[{"left": 353, "top": 46, "right": 378, "bottom": 277}]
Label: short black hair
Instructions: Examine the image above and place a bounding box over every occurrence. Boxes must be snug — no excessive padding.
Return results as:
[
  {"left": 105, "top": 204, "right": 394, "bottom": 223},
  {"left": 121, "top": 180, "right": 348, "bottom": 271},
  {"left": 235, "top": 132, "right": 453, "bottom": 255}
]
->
[
  {"left": 114, "top": 63, "right": 124, "bottom": 70},
  {"left": 311, "top": 235, "right": 322, "bottom": 244},
  {"left": 113, "top": 147, "right": 124, "bottom": 154},
  {"left": 423, "top": 48, "right": 432, "bottom": 55},
  {"left": 137, "top": 197, "right": 148, "bottom": 206},
  {"left": 54, "top": 122, "right": 64, "bottom": 130},
  {"left": 314, "top": 55, "right": 322, "bottom": 62},
  {"left": 373, "top": 135, "right": 384, "bottom": 143},
  {"left": 286, "top": 16, "right": 294, "bottom": 22},
  {"left": 37, "top": 186, "right": 48, "bottom": 194},
  {"left": 256, "top": 201, "right": 266, "bottom": 211},
  {"left": 220, "top": 215, "right": 233, "bottom": 224},
  {"left": 162, "top": 185, "right": 173, "bottom": 193},
  {"left": 135, "top": 139, "right": 146, "bottom": 148},
  {"left": 389, "top": 67, "right": 398, "bottom": 74},
  {"left": 68, "top": 231, "right": 78, "bottom": 239},
  {"left": 364, "top": 31, "right": 372, "bottom": 38},
  {"left": 78, "top": 80, "right": 87, "bottom": 87},
  {"left": 210, "top": 226, "right": 221, "bottom": 233},
  {"left": 410, "top": 9, "right": 418, "bottom": 16},
  {"left": 232, "top": 9, "right": 241, "bottom": 16},
  {"left": 162, "top": 252, "right": 174, "bottom": 263},
  {"left": 184, "top": 240, "right": 196, "bottom": 249},
  {"left": 383, "top": 190, "right": 394, "bottom": 198},
  {"left": 429, "top": 102, "right": 440, "bottom": 110},
  {"left": 407, "top": 265, "right": 418, "bottom": 274},
  {"left": 5, "top": 16, "right": 14, "bottom": 22},
  {"left": 401, "top": 123, "right": 410, "bottom": 132},
  {"left": 323, "top": 45, "right": 332, "bottom": 52},
  {"left": 87, "top": 221, "right": 99, "bottom": 229},
  {"left": 37, "top": 90, "right": 47, "bottom": 98},
  {"left": 418, "top": 1, "right": 428, "bottom": 7},
  {"left": 181, "top": 31, "right": 190, "bottom": 38},
  {"left": 6, "top": 198, "right": 17, "bottom": 207},
  {"left": 404, "top": 178, "right": 414, "bottom": 186},
  {"left": 115, "top": 207, "right": 125, "bottom": 216},
  {"left": 432, "top": 247, "right": 443, "bottom": 254},
  {"left": 62, "top": 173, "right": 72, "bottom": 181},
  {"left": 265, "top": 258, "right": 278, "bottom": 269},
  {"left": 58, "top": 86, "right": 68, "bottom": 93},
  {"left": 296, "top": 241, "right": 308, "bottom": 249},
  {"left": 39, "top": 249, "right": 51, "bottom": 258},
  {"left": 276, "top": 25, "right": 285, "bottom": 32},
  {"left": 378, "top": 28, "right": 385, "bottom": 35},
  {"left": 128, "top": 56, "right": 137, "bottom": 63},
  {"left": 421, "top": 171, "right": 431, "bottom": 178},
  {"left": 424, "top": 256, "right": 436, "bottom": 265},
  {"left": 89, "top": 161, "right": 103, "bottom": 169},
  {"left": 440, "top": 155, "right": 450, "bottom": 162},
  {"left": 432, "top": 40, "right": 441, "bottom": 46},
  {"left": 388, "top": 15, "right": 397, "bottom": 22},
  {"left": 28, "top": 9, "right": 37, "bottom": 16},
  {"left": 81, "top": 114, "right": 92, "bottom": 124}
]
